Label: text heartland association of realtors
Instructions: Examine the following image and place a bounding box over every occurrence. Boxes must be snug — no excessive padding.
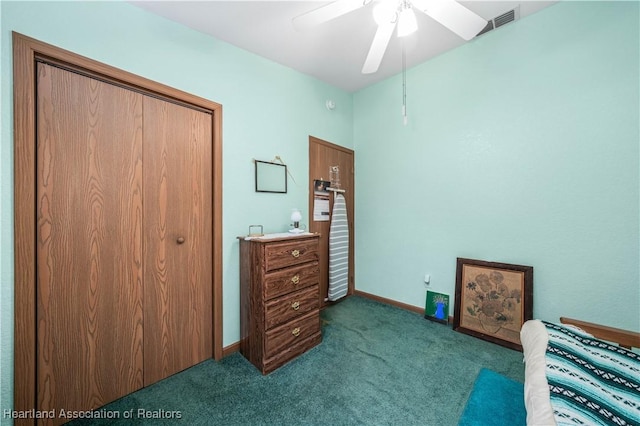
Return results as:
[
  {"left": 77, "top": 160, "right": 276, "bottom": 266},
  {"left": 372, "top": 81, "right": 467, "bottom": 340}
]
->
[{"left": 3, "top": 408, "right": 182, "bottom": 420}]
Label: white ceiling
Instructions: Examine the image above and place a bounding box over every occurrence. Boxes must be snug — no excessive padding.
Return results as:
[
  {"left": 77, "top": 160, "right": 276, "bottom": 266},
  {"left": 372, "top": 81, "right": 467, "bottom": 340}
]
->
[{"left": 130, "top": 1, "right": 558, "bottom": 92}]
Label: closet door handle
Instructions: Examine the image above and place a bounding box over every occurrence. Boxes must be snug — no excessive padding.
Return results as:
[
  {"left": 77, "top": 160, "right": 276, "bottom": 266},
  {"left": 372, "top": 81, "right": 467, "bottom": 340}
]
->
[
  {"left": 176, "top": 237, "right": 185, "bottom": 244},
  {"left": 292, "top": 327, "right": 300, "bottom": 337},
  {"left": 291, "top": 275, "right": 300, "bottom": 285},
  {"left": 291, "top": 249, "right": 300, "bottom": 258},
  {"left": 291, "top": 301, "right": 300, "bottom": 310}
]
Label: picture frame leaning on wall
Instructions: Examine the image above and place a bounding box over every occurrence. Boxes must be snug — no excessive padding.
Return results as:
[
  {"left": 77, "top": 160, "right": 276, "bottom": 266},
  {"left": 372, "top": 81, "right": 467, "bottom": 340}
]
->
[{"left": 453, "top": 258, "right": 533, "bottom": 351}]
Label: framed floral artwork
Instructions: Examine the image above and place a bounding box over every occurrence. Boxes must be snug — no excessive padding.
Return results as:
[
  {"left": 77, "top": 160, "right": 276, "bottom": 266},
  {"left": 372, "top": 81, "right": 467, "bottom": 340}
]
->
[{"left": 453, "top": 258, "right": 533, "bottom": 351}]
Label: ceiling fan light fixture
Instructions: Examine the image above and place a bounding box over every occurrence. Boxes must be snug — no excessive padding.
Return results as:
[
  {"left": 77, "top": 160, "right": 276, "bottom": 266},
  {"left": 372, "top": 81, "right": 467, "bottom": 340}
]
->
[
  {"left": 397, "top": 5, "right": 417, "bottom": 37},
  {"left": 373, "top": 0, "right": 397, "bottom": 26},
  {"left": 293, "top": 0, "right": 488, "bottom": 76}
]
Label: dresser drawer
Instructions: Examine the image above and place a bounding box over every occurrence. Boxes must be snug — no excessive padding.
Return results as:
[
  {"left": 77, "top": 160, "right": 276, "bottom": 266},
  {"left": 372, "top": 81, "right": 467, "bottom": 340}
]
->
[
  {"left": 264, "top": 310, "right": 320, "bottom": 358},
  {"left": 264, "top": 262, "right": 319, "bottom": 299},
  {"left": 264, "top": 239, "right": 318, "bottom": 272},
  {"left": 262, "top": 332, "right": 322, "bottom": 375},
  {"left": 265, "top": 285, "right": 319, "bottom": 330}
]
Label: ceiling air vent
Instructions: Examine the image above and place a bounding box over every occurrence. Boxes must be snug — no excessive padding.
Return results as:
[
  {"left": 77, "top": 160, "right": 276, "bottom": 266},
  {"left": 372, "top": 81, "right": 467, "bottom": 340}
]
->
[{"left": 475, "top": 6, "right": 520, "bottom": 38}]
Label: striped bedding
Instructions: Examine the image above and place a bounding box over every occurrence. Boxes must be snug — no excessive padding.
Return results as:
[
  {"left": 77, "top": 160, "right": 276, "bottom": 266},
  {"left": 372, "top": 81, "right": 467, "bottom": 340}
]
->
[{"left": 543, "top": 321, "right": 640, "bottom": 426}]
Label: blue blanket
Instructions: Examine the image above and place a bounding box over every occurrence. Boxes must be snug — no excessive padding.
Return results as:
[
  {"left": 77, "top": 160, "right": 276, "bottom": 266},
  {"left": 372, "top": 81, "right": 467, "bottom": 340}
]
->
[{"left": 543, "top": 321, "right": 640, "bottom": 425}]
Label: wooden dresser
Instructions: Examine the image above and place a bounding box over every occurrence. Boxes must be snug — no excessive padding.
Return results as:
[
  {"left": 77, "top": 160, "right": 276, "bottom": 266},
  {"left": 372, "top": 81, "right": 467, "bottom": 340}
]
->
[{"left": 239, "top": 233, "right": 322, "bottom": 374}]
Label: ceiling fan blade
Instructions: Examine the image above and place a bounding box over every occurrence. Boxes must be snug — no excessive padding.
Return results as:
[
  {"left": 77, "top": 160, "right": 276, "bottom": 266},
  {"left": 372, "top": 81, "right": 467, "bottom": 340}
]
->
[
  {"left": 411, "top": 0, "right": 487, "bottom": 41},
  {"left": 362, "top": 20, "right": 396, "bottom": 74},
  {"left": 293, "top": 0, "right": 367, "bottom": 31}
]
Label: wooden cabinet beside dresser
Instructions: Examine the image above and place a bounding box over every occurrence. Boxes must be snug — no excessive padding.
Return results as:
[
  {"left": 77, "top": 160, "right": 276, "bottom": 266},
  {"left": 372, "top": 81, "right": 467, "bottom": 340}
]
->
[{"left": 239, "top": 233, "right": 322, "bottom": 374}]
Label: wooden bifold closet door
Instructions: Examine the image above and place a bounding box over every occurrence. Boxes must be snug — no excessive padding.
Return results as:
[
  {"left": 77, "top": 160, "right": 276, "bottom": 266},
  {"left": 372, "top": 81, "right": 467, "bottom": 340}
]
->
[
  {"left": 36, "top": 62, "right": 212, "bottom": 419},
  {"left": 142, "top": 95, "right": 213, "bottom": 386}
]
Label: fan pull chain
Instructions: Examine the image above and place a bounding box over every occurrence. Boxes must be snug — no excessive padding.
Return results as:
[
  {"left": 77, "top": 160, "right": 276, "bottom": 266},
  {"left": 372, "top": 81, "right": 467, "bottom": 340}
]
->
[{"left": 402, "top": 44, "right": 408, "bottom": 126}]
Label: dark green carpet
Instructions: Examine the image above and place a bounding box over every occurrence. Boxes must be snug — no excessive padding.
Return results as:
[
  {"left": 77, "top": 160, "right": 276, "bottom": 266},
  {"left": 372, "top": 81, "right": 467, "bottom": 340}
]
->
[
  {"left": 69, "top": 296, "right": 525, "bottom": 426},
  {"left": 458, "top": 368, "right": 526, "bottom": 426}
]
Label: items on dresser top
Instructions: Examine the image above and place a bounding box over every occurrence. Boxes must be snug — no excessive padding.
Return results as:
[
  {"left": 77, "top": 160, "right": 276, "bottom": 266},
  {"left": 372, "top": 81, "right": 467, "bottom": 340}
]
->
[
  {"left": 239, "top": 233, "right": 322, "bottom": 374},
  {"left": 244, "top": 231, "right": 313, "bottom": 240}
]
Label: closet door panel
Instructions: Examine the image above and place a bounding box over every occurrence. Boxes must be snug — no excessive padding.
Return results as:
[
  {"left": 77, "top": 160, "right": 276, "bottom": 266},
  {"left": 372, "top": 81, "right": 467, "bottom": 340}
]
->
[
  {"left": 36, "top": 63, "right": 144, "bottom": 416},
  {"left": 143, "top": 97, "right": 213, "bottom": 385}
]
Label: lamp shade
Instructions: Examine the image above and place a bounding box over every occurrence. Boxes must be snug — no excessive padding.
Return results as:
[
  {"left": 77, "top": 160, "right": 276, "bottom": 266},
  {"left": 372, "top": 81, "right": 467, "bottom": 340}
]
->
[
  {"left": 373, "top": 1, "right": 397, "bottom": 25},
  {"left": 397, "top": 7, "right": 417, "bottom": 37},
  {"left": 291, "top": 209, "right": 302, "bottom": 222}
]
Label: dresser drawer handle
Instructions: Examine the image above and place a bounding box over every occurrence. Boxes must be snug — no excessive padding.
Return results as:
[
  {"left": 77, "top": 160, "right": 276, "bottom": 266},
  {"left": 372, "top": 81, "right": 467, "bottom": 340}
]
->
[
  {"left": 291, "top": 249, "right": 300, "bottom": 258},
  {"left": 292, "top": 327, "right": 301, "bottom": 337},
  {"left": 291, "top": 275, "right": 300, "bottom": 284},
  {"left": 291, "top": 301, "right": 300, "bottom": 310}
]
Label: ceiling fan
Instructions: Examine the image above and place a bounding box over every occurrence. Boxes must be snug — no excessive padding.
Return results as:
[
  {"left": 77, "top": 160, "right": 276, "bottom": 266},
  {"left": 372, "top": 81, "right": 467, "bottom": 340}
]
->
[{"left": 293, "top": 0, "right": 487, "bottom": 74}]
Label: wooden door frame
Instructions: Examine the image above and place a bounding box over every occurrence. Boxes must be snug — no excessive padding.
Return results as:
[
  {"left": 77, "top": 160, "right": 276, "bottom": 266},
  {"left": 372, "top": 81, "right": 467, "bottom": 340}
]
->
[{"left": 12, "top": 32, "right": 223, "bottom": 417}]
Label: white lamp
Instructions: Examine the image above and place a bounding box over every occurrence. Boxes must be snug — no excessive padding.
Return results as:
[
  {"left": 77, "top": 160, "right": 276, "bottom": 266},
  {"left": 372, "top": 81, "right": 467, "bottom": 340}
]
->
[{"left": 290, "top": 208, "right": 303, "bottom": 234}]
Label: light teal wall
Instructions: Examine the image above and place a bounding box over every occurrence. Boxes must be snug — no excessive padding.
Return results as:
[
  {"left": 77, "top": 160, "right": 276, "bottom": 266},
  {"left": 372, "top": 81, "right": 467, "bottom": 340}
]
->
[
  {"left": 354, "top": 1, "right": 639, "bottom": 331},
  {"left": 0, "top": 0, "right": 353, "bottom": 416}
]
